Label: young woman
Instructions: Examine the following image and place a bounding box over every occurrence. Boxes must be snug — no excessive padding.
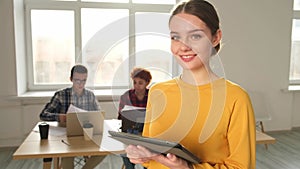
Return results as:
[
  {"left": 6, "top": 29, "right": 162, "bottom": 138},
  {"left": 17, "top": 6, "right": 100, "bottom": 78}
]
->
[
  {"left": 125, "top": 0, "right": 256, "bottom": 169},
  {"left": 118, "top": 67, "right": 152, "bottom": 169},
  {"left": 118, "top": 67, "right": 152, "bottom": 121}
]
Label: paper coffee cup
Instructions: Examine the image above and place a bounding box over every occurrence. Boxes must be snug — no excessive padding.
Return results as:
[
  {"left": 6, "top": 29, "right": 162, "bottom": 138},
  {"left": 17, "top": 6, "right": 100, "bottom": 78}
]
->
[{"left": 83, "top": 123, "right": 93, "bottom": 141}]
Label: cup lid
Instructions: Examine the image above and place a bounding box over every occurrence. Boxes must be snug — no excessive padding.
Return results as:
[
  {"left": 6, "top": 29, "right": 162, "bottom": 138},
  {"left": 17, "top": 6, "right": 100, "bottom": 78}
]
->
[
  {"left": 39, "top": 122, "right": 48, "bottom": 126},
  {"left": 83, "top": 122, "right": 93, "bottom": 128}
]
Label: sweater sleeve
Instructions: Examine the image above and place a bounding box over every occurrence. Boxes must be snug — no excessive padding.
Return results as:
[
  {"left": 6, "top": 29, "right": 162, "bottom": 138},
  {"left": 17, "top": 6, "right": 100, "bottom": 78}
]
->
[{"left": 192, "top": 91, "right": 256, "bottom": 169}]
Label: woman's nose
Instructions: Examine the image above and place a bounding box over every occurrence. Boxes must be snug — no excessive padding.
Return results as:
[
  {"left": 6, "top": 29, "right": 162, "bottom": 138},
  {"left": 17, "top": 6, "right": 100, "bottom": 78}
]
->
[{"left": 180, "top": 41, "right": 191, "bottom": 51}]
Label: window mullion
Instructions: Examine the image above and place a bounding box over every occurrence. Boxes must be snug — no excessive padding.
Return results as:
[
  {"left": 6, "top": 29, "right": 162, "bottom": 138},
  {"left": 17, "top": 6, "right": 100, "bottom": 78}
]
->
[
  {"left": 128, "top": 6, "right": 136, "bottom": 86},
  {"left": 294, "top": 11, "right": 300, "bottom": 18},
  {"left": 75, "top": 6, "right": 82, "bottom": 63},
  {"left": 25, "top": 4, "right": 35, "bottom": 90}
]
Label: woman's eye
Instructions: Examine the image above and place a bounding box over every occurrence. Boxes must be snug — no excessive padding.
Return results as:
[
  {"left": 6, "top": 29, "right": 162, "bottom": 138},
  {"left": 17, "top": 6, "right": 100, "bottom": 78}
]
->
[
  {"left": 190, "top": 34, "right": 202, "bottom": 40},
  {"left": 171, "top": 35, "right": 180, "bottom": 41}
]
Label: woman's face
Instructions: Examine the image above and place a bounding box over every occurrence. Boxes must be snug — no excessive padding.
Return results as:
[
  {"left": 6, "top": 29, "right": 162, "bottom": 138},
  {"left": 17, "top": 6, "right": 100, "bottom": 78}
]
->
[
  {"left": 133, "top": 77, "right": 148, "bottom": 93},
  {"left": 169, "top": 13, "right": 220, "bottom": 71}
]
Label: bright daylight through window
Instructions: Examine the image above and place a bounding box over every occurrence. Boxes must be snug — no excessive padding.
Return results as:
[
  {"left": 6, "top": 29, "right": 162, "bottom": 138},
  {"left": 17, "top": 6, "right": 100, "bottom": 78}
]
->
[{"left": 26, "top": 0, "right": 176, "bottom": 91}]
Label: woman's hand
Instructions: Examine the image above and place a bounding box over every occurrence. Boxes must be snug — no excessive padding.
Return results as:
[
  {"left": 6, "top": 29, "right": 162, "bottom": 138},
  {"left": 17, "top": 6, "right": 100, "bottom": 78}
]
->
[
  {"left": 125, "top": 145, "right": 192, "bottom": 169},
  {"left": 151, "top": 153, "right": 192, "bottom": 169},
  {"left": 125, "top": 145, "right": 157, "bottom": 164}
]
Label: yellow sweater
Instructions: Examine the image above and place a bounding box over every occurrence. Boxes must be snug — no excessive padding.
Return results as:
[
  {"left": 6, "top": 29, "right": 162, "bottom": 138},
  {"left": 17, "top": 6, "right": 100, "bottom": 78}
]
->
[{"left": 142, "top": 77, "right": 256, "bottom": 169}]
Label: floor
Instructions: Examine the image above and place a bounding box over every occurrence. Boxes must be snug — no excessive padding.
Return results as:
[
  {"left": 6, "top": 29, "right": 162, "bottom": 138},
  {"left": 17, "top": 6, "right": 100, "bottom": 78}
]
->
[
  {"left": 1, "top": 129, "right": 300, "bottom": 169},
  {"left": 0, "top": 149, "right": 145, "bottom": 169},
  {"left": 256, "top": 129, "right": 300, "bottom": 169}
]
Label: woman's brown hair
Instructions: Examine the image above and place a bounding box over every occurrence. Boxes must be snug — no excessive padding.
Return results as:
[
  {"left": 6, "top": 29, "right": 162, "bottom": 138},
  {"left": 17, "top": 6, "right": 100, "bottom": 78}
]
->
[{"left": 130, "top": 67, "right": 152, "bottom": 83}]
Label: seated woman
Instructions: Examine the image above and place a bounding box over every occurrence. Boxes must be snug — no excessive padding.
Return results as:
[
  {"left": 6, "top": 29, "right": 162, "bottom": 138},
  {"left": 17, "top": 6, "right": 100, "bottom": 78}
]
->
[{"left": 118, "top": 67, "right": 152, "bottom": 169}]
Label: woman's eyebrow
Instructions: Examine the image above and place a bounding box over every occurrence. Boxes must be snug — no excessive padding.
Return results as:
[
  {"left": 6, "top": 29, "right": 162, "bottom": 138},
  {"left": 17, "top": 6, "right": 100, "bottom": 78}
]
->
[
  {"left": 170, "top": 29, "right": 204, "bottom": 34},
  {"left": 188, "top": 29, "right": 204, "bottom": 34}
]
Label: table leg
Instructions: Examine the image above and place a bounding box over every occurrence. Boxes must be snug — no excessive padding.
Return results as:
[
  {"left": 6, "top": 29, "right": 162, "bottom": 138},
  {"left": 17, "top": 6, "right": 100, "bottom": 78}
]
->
[
  {"left": 259, "top": 121, "right": 268, "bottom": 150},
  {"left": 53, "top": 157, "right": 60, "bottom": 169}
]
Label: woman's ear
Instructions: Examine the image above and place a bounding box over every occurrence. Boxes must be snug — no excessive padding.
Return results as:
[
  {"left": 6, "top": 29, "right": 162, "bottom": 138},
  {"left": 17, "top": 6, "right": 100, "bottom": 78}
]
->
[{"left": 212, "top": 29, "right": 222, "bottom": 47}]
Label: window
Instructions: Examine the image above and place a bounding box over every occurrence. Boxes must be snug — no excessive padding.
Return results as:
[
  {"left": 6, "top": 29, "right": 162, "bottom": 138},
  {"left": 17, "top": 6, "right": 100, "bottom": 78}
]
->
[
  {"left": 25, "top": 0, "right": 176, "bottom": 91},
  {"left": 30, "top": 9, "right": 75, "bottom": 85},
  {"left": 290, "top": 0, "right": 300, "bottom": 84},
  {"left": 294, "top": 0, "right": 300, "bottom": 10}
]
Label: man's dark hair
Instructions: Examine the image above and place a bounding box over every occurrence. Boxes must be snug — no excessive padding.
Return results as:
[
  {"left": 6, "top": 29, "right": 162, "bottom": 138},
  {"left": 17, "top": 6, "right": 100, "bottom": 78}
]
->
[{"left": 70, "top": 64, "right": 88, "bottom": 80}]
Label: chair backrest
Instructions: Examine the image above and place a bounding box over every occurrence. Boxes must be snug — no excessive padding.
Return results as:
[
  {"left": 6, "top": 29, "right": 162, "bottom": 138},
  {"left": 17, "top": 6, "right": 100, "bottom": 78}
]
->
[{"left": 248, "top": 90, "right": 271, "bottom": 122}]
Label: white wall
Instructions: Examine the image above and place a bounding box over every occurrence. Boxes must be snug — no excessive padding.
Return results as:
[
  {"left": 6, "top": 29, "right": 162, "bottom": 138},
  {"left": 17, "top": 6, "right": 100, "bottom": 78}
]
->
[
  {"left": 0, "top": 0, "right": 299, "bottom": 147},
  {"left": 211, "top": 0, "right": 295, "bottom": 131}
]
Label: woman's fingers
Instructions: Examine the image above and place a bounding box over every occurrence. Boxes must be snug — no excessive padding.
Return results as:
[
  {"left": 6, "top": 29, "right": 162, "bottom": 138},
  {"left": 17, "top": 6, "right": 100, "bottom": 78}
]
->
[
  {"left": 125, "top": 144, "right": 160, "bottom": 164},
  {"left": 125, "top": 145, "right": 141, "bottom": 158}
]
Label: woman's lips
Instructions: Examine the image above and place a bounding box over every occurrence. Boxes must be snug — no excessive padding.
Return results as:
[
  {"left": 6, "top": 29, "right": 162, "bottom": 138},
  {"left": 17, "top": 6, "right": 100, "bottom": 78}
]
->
[{"left": 180, "top": 54, "right": 196, "bottom": 62}]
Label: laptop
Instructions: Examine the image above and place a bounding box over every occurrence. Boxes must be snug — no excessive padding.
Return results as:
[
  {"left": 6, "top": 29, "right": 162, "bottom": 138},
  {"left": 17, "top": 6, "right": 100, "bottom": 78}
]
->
[{"left": 66, "top": 111, "right": 105, "bottom": 137}]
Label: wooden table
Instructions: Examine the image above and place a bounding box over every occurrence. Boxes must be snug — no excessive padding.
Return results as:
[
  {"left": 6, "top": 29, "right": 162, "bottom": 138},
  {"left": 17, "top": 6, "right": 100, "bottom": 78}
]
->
[
  {"left": 13, "top": 122, "right": 123, "bottom": 169},
  {"left": 14, "top": 122, "right": 276, "bottom": 168}
]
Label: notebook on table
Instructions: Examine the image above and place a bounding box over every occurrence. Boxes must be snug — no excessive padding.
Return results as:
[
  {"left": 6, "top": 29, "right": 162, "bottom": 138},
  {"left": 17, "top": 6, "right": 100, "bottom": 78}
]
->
[
  {"left": 108, "top": 130, "right": 201, "bottom": 164},
  {"left": 66, "top": 111, "right": 105, "bottom": 137}
]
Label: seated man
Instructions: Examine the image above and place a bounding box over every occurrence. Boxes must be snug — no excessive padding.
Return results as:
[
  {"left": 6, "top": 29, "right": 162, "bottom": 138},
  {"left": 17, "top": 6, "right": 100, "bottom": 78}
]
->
[{"left": 40, "top": 64, "right": 105, "bottom": 169}]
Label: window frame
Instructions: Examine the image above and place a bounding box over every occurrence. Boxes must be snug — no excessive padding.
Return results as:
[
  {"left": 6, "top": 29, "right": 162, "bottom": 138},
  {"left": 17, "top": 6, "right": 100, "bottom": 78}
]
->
[
  {"left": 24, "top": 0, "right": 178, "bottom": 91},
  {"left": 290, "top": 0, "right": 300, "bottom": 85}
]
